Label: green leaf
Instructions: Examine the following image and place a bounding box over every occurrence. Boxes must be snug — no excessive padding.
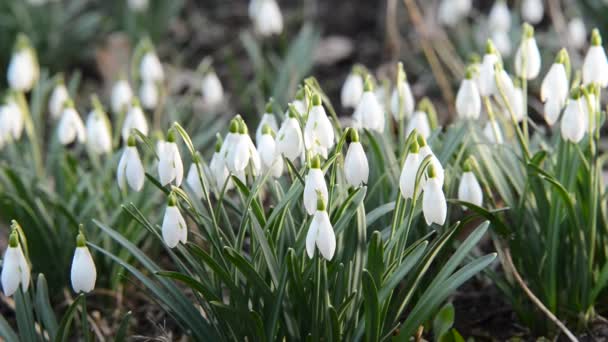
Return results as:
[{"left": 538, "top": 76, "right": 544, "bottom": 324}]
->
[
  {"left": 362, "top": 270, "right": 381, "bottom": 342},
  {"left": 56, "top": 294, "right": 85, "bottom": 342},
  {"left": 433, "top": 302, "right": 455, "bottom": 342},
  {"left": 114, "top": 311, "right": 132, "bottom": 342},
  {"left": 34, "top": 274, "right": 58, "bottom": 339}
]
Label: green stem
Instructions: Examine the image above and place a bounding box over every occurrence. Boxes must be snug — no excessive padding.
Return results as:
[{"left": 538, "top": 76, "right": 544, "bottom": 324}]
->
[
  {"left": 16, "top": 92, "right": 44, "bottom": 178},
  {"left": 482, "top": 96, "right": 501, "bottom": 143}
]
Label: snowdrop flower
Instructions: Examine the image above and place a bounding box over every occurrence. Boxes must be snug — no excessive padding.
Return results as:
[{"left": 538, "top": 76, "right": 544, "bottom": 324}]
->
[
  {"left": 399, "top": 139, "right": 422, "bottom": 200},
  {"left": 161, "top": 193, "right": 187, "bottom": 248},
  {"left": 514, "top": 23, "right": 542, "bottom": 80},
  {"left": 353, "top": 77, "right": 385, "bottom": 132},
  {"left": 186, "top": 154, "right": 205, "bottom": 199},
  {"left": 210, "top": 138, "right": 234, "bottom": 191},
  {"left": 406, "top": 111, "right": 431, "bottom": 139},
  {"left": 1, "top": 228, "right": 30, "bottom": 296},
  {"left": 458, "top": 159, "right": 483, "bottom": 208},
  {"left": 158, "top": 129, "right": 184, "bottom": 186},
  {"left": 128, "top": 0, "right": 148, "bottom": 12},
  {"left": 390, "top": 63, "right": 415, "bottom": 120},
  {"left": 201, "top": 70, "right": 224, "bottom": 107},
  {"left": 306, "top": 194, "right": 335, "bottom": 261},
  {"left": 86, "top": 97, "right": 112, "bottom": 154},
  {"left": 256, "top": 101, "right": 279, "bottom": 143},
  {"left": 7, "top": 34, "right": 39, "bottom": 92},
  {"left": 140, "top": 50, "right": 164, "bottom": 83},
  {"left": 418, "top": 135, "right": 444, "bottom": 186},
  {"left": 521, "top": 0, "right": 543, "bottom": 25},
  {"left": 478, "top": 41, "right": 500, "bottom": 97},
  {"left": 582, "top": 85, "right": 598, "bottom": 133},
  {"left": 491, "top": 30, "right": 512, "bottom": 58},
  {"left": 344, "top": 128, "right": 368, "bottom": 187},
  {"left": 489, "top": 1, "right": 511, "bottom": 32},
  {"left": 117, "top": 135, "right": 145, "bottom": 191},
  {"left": 456, "top": 67, "right": 481, "bottom": 119},
  {"left": 292, "top": 88, "right": 309, "bottom": 116},
  {"left": 121, "top": 99, "right": 148, "bottom": 142},
  {"left": 561, "top": 89, "right": 586, "bottom": 143},
  {"left": 277, "top": 105, "right": 305, "bottom": 161},
  {"left": 484, "top": 120, "right": 504, "bottom": 144},
  {"left": 303, "top": 156, "right": 328, "bottom": 215},
  {"left": 541, "top": 50, "right": 569, "bottom": 125},
  {"left": 341, "top": 70, "right": 364, "bottom": 108},
  {"left": 0, "top": 97, "right": 24, "bottom": 142},
  {"left": 139, "top": 81, "right": 158, "bottom": 110},
  {"left": 58, "top": 100, "right": 86, "bottom": 145},
  {"left": 439, "top": 0, "right": 471, "bottom": 26},
  {"left": 304, "top": 94, "right": 335, "bottom": 158},
  {"left": 494, "top": 63, "right": 523, "bottom": 122},
  {"left": 257, "top": 125, "right": 284, "bottom": 178},
  {"left": 568, "top": 17, "right": 587, "bottom": 50},
  {"left": 70, "top": 231, "right": 96, "bottom": 293},
  {"left": 226, "top": 119, "right": 262, "bottom": 177},
  {"left": 422, "top": 165, "right": 447, "bottom": 226},
  {"left": 49, "top": 77, "right": 69, "bottom": 119},
  {"left": 111, "top": 78, "right": 133, "bottom": 114},
  {"left": 250, "top": 0, "right": 283, "bottom": 36},
  {"left": 582, "top": 29, "right": 608, "bottom": 87}
]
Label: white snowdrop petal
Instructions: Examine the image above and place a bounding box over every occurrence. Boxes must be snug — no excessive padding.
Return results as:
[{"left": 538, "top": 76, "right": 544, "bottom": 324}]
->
[
  {"left": 303, "top": 169, "right": 328, "bottom": 215},
  {"left": 111, "top": 80, "right": 133, "bottom": 114},
  {"left": 49, "top": 84, "right": 69, "bottom": 119},
  {"left": 344, "top": 142, "right": 369, "bottom": 187},
  {"left": 186, "top": 163, "right": 205, "bottom": 199},
  {"left": 162, "top": 206, "right": 185, "bottom": 248},
  {"left": 458, "top": 172, "right": 483, "bottom": 207},
  {"left": 252, "top": 0, "right": 283, "bottom": 36},
  {"left": 122, "top": 106, "right": 149, "bottom": 142},
  {"left": 455, "top": 79, "right": 481, "bottom": 119},
  {"left": 202, "top": 72, "right": 224, "bottom": 107},
  {"left": 353, "top": 91, "right": 385, "bottom": 132},
  {"left": 70, "top": 247, "right": 97, "bottom": 293},
  {"left": 341, "top": 74, "right": 364, "bottom": 108},
  {"left": 277, "top": 117, "right": 304, "bottom": 161},
  {"left": 522, "top": 0, "right": 543, "bottom": 24},
  {"left": 117, "top": 149, "right": 128, "bottom": 191},
  {"left": 399, "top": 152, "right": 421, "bottom": 199},
  {"left": 422, "top": 178, "right": 447, "bottom": 225},
  {"left": 8, "top": 51, "right": 37, "bottom": 91},
  {"left": 568, "top": 18, "right": 587, "bottom": 49},
  {"left": 583, "top": 46, "right": 608, "bottom": 87},
  {"left": 140, "top": 52, "right": 164, "bottom": 83},
  {"left": 406, "top": 112, "right": 431, "bottom": 139},
  {"left": 1, "top": 248, "right": 21, "bottom": 296},
  {"left": 140, "top": 81, "right": 158, "bottom": 110},
  {"left": 561, "top": 99, "right": 586, "bottom": 143},
  {"left": 256, "top": 113, "right": 279, "bottom": 143},
  {"left": 515, "top": 38, "right": 541, "bottom": 80},
  {"left": 489, "top": 1, "right": 511, "bottom": 32},
  {"left": 306, "top": 218, "right": 319, "bottom": 259},
  {"left": 483, "top": 120, "right": 504, "bottom": 144},
  {"left": 390, "top": 81, "right": 415, "bottom": 120},
  {"left": 315, "top": 211, "right": 336, "bottom": 261},
  {"left": 126, "top": 147, "right": 145, "bottom": 191}
]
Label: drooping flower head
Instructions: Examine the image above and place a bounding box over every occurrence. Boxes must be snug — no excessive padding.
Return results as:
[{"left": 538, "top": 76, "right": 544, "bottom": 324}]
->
[
  {"left": 456, "top": 66, "right": 481, "bottom": 120},
  {"left": 478, "top": 40, "right": 501, "bottom": 97},
  {"left": 7, "top": 33, "right": 39, "bottom": 92},
  {"left": 422, "top": 164, "right": 447, "bottom": 226},
  {"left": 306, "top": 193, "right": 336, "bottom": 261},
  {"left": 86, "top": 95, "right": 112, "bottom": 154},
  {"left": 158, "top": 127, "right": 184, "bottom": 186},
  {"left": 1, "top": 225, "right": 30, "bottom": 296},
  {"left": 515, "top": 23, "right": 541, "bottom": 80},
  {"left": 201, "top": 69, "right": 224, "bottom": 108},
  {"left": 57, "top": 99, "right": 87, "bottom": 145},
  {"left": 70, "top": 230, "right": 97, "bottom": 293},
  {"left": 256, "top": 100, "right": 279, "bottom": 143},
  {"left": 344, "top": 128, "right": 369, "bottom": 187},
  {"left": 561, "top": 87, "right": 586, "bottom": 143},
  {"left": 186, "top": 153, "right": 205, "bottom": 200},
  {"left": 122, "top": 98, "right": 149, "bottom": 142},
  {"left": 399, "top": 136, "right": 422, "bottom": 200},
  {"left": 458, "top": 157, "right": 483, "bottom": 208},
  {"left": 258, "top": 124, "right": 284, "bottom": 178},
  {"left": 541, "top": 49, "right": 570, "bottom": 125},
  {"left": 250, "top": 0, "right": 284, "bottom": 36},
  {"left": 303, "top": 155, "right": 328, "bottom": 215},
  {"left": 162, "top": 192, "right": 188, "bottom": 248},
  {"left": 304, "top": 93, "right": 335, "bottom": 158},
  {"left": 390, "top": 62, "right": 415, "bottom": 120},
  {"left": 49, "top": 75, "right": 70, "bottom": 120},
  {"left": 277, "top": 104, "right": 305, "bottom": 162},
  {"left": 341, "top": 67, "right": 364, "bottom": 109},
  {"left": 117, "top": 135, "right": 145, "bottom": 192},
  {"left": 582, "top": 29, "right": 608, "bottom": 87},
  {"left": 353, "top": 76, "right": 385, "bottom": 132}
]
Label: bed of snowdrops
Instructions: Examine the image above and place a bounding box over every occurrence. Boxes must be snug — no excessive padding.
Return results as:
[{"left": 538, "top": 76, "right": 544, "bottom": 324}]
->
[{"left": 1, "top": 0, "right": 608, "bottom": 340}]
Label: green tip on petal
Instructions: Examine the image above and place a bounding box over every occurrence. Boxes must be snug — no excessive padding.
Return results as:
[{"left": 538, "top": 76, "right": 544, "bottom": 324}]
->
[
  {"left": 239, "top": 120, "right": 248, "bottom": 134},
  {"left": 288, "top": 104, "right": 299, "bottom": 118},
  {"left": 310, "top": 155, "right": 321, "bottom": 169},
  {"left": 513, "top": 77, "right": 522, "bottom": 89},
  {"left": 14, "top": 33, "right": 31, "bottom": 52},
  {"left": 295, "top": 88, "right": 305, "bottom": 100},
  {"left": 168, "top": 193, "right": 178, "bottom": 206},
  {"left": 127, "top": 135, "right": 137, "bottom": 147},
  {"left": 262, "top": 124, "right": 275, "bottom": 137},
  {"left": 349, "top": 127, "right": 360, "bottom": 142},
  {"left": 409, "top": 139, "right": 420, "bottom": 154},
  {"left": 485, "top": 39, "right": 497, "bottom": 55},
  {"left": 468, "top": 53, "right": 481, "bottom": 65},
  {"left": 587, "top": 83, "right": 599, "bottom": 96},
  {"left": 463, "top": 158, "right": 473, "bottom": 172},
  {"left": 464, "top": 66, "right": 475, "bottom": 80},
  {"left": 265, "top": 99, "right": 273, "bottom": 113},
  {"left": 166, "top": 128, "right": 176, "bottom": 143},
  {"left": 215, "top": 135, "right": 223, "bottom": 152},
  {"left": 8, "top": 230, "right": 18, "bottom": 248},
  {"left": 363, "top": 75, "right": 374, "bottom": 92},
  {"left": 55, "top": 74, "right": 65, "bottom": 85},
  {"left": 570, "top": 87, "right": 582, "bottom": 100},
  {"left": 312, "top": 94, "right": 322, "bottom": 106},
  {"left": 592, "top": 28, "right": 602, "bottom": 46},
  {"left": 229, "top": 119, "right": 239, "bottom": 133},
  {"left": 63, "top": 99, "right": 75, "bottom": 109},
  {"left": 132, "top": 98, "right": 141, "bottom": 107},
  {"left": 316, "top": 191, "right": 326, "bottom": 211},
  {"left": 76, "top": 229, "right": 86, "bottom": 247},
  {"left": 522, "top": 23, "right": 534, "bottom": 39},
  {"left": 555, "top": 49, "right": 568, "bottom": 64},
  {"left": 428, "top": 164, "right": 437, "bottom": 179}
]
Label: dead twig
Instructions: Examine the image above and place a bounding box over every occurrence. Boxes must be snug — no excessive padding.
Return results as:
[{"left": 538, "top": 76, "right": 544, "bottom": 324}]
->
[{"left": 503, "top": 248, "right": 579, "bottom": 342}]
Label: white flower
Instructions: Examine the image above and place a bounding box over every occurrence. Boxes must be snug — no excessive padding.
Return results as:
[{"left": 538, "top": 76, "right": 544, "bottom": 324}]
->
[
  {"left": 341, "top": 72, "right": 364, "bottom": 108},
  {"left": 456, "top": 70, "right": 481, "bottom": 119},
  {"left": 257, "top": 126, "right": 283, "bottom": 178},
  {"left": 478, "top": 49, "right": 500, "bottom": 97},
  {"left": 49, "top": 81, "right": 69, "bottom": 119},
  {"left": 1, "top": 231, "right": 30, "bottom": 296},
  {"left": 582, "top": 92, "right": 597, "bottom": 133},
  {"left": 111, "top": 79, "right": 133, "bottom": 114},
  {"left": 86, "top": 108, "right": 112, "bottom": 154},
  {"left": 117, "top": 138, "right": 145, "bottom": 191},
  {"left": 514, "top": 25, "right": 541, "bottom": 80},
  {"left": 422, "top": 167, "right": 447, "bottom": 226},
  {"left": 139, "top": 81, "right": 158, "bottom": 110},
  {"left": 353, "top": 80, "right": 385, "bottom": 132},
  {"left": 489, "top": 1, "right": 511, "bottom": 32},
  {"left": 161, "top": 195, "right": 187, "bottom": 248},
  {"left": 158, "top": 132, "right": 184, "bottom": 186},
  {"left": 458, "top": 169, "right": 483, "bottom": 207},
  {"left": 58, "top": 105, "right": 86, "bottom": 145},
  {"left": 251, "top": 0, "right": 283, "bottom": 36},
  {"left": 256, "top": 106, "right": 279, "bottom": 143},
  {"left": 483, "top": 120, "right": 504, "bottom": 144},
  {"left": 303, "top": 157, "right": 328, "bottom": 215},
  {"left": 439, "top": 0, "right": 471, "bottom": 26},
  {"left": 399, "top": 142, "right": 422, "bottom": 200},
  {"left": 140, "top": 51, "right": 164, "bottom": 83},
  {"left": 276, "top": 110, "right": 304, "bottom": 162},
  {"left": 7, "top": 36, "right": 38, "bottom": 92},
  {"left": 202, "top": 71, "right": 224, "bottom": 107},
  {"left": 568, "top": 18, "right": 587, "bottom": 49},
  {"left": 70, "top": 232, "right": 96, "bottom": 293},
  {"left": 121, "top": 100, "right": 148, "bottom": 142},
  {"left": 186, "top": 157, "right": 205, "bottom": 199},
  {"left": 209, "top": 149, "right": 233, "bottom": 191},
  {"left": 582, "top": 30, "right": 608, "bottom": 87},
  {"left": 521, "top": 0, "right": 543, "bottom": 24},
  {"left": 419, "top": 138, "right": 444, "bottom": 186},
  {"left": 541, "top": 56, "right": 569, "bottom": 125},
  {"left": 0, "top": 100, "right": 24, "bottom": 142},
  {"left": 128, "top": 0, "right": 148, "bottom": 12},
  {"left": 390, "top": 80, "right": 415, "bottom": 120},
  {"left": 491, "top": 30, "right": 512, "bottom": 57},
  {"left": 406, "top": 111, "right": 431, "bottom": 139},
  {"left": 304, "top": 95, "right": 335, "bottom": 157},
  {"left": 344, "top": 129, "right": 368, "bottom": 187},
  {"left": 225, "top": 120, "right": 261, "bottom": 177},
  {"left": 560, "top": 95, "right": 586, "bottom": 143},
  {"left": 306, "top": 196, "right": 336, "bottom": 261},
  {"left": 508, "top": 84, "right": 525, "bottom": 123}
]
